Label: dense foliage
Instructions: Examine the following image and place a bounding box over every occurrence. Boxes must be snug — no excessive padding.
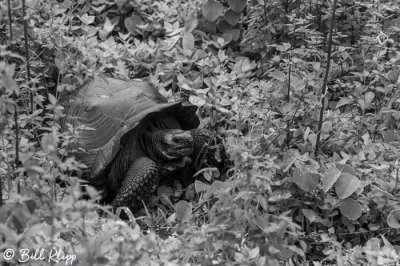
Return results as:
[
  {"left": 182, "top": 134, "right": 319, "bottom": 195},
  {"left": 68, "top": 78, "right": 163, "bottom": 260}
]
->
[{"left": 1, "top": 0, "right": 400, "bottom": 265}]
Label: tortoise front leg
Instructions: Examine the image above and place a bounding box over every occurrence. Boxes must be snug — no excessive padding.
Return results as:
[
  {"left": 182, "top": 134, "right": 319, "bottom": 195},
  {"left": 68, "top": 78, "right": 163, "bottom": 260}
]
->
[
  {"left": 111, "top": 156, "right": 192, "bottom": 212},
  {"left": 112, "top": 157, "right": 159, "bottom": 212}
]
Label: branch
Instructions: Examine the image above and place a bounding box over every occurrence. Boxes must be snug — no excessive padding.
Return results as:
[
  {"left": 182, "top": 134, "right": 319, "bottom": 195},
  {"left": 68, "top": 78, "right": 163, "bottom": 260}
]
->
[
  {"left": 22, "top": 0, "right": 33, "bottom": 113},
  {"left": 314, "top": 0, "right": 337, "bottom": 157}
]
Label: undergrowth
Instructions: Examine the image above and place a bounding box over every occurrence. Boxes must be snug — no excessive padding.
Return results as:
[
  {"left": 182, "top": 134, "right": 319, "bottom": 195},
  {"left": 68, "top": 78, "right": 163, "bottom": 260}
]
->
[{"left": 1, "top": 0, "right": 400, "bottom": 265}]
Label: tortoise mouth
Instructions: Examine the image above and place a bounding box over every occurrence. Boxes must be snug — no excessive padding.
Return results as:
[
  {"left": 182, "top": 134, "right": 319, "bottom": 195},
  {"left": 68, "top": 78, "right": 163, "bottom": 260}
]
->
[
  {"left": 161, "top": 146, "right": 193, "bottom": 161},
  {"left": 175, "top": 147, "right": 193, "bottom": 156}
]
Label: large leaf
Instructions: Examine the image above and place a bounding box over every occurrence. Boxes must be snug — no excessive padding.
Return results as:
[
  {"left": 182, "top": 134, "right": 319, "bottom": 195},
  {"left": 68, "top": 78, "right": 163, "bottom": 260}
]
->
[
  {"left": 282, "top": 149, "right": 300, "bottom": 172},
  {"left": 302, "top": 209, "right": 321, "bottom": 223},
  {"left": 189, "top": 95, "right": 207, "bottom": 106},
  {"left": 322, "top": 166, "right": 341, "bottom": 192},
  {"left": 217, "top": 20, "right": 233, "bottom": 33},
  {"left": 335, "top": 173, "right": 361, "bottom": 199},
  {"left": 364, "top": 91, "right": 375, "bottom": 109},
  {"left": 176, "top": 200, "right": 192, "bottom": 222},
  {"left": 124, "top": 14, "right": 144, "bottom": 35},
  {"left": 80, "top": 13, "right": 95, "bottom": 25},
  {"left": 194, "top": 180, "right": 211, "bottom": 193},
  {"left": 340, "top": 198, "right": 362, "bottom": 220},
  {"left": 335, "top": 96, "right": 354, "bottom": 109},
  {"left": 293, "top": 167, "right": 320, "bottom": 192},
  {"left": 227, "top": 0, "right": 247, "bottom": 12},
  {"left": 202, "top": 0, "right": 223, "bottom": 22},
  {"left": 387, "top": 209, "right": 400, "bottom": 229},
  {"left": 184, "top": 16, "right": 198, "bottom": 33},
  {"left": 182, "top": 32, "right": 194, "bottom": 55},
  {"left": 0, "top": 200, "right": 36, "bottom": 232},
  {"left": 224, "top": 9, "right": 241, "bottom": 26},
  {"left": 335, "top": 163, "right": 358, "bottom": 176},
  {"left": 388, "top": 69, "right": 400, "bottom": 83}
]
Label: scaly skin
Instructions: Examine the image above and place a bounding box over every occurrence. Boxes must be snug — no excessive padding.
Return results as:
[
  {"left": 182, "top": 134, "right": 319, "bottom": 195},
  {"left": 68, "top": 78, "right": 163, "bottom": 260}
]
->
[
  {"left": 110, "top": 128, "right": 220, "bottom": 213},
  {"left": 111, "top": 157, "right": 159, "bottom": 210},
  {"left": 191, "top": 128, "right": 225, "bottom": 169},
  {"left": 90, "top": 112, "right": 222, "bottom": 213}
]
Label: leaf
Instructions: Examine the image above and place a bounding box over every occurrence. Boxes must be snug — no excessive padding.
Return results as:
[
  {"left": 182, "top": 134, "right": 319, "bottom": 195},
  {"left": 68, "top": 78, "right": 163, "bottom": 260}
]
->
[
  {"left": 357, "top": 98, "right": 366, "bottom": 112},
  {"left": 364, "top": 91, "right": 375, "bottom": 109},
  {"left": 194, "top": 180, "right": 211, "bottom": 193},
  {"left": 48, "top": 93, "right": 57, "bottom": 106},
  {"left": 184, "top": 16, "right": 198, "bottom": 33},
  {"left": 224, "top": 9, "right": 241, "bottom": 26},
  {"left": 335, "top": 96, "right": 354, "bottom": 109},
  {"left": 388, "top": 69, "right": 399, "bottom": 84},
  {"left": 335, "top": 173, "right": 361, "bottom": 199},
  {"left": 228, "top": 0, "right": 247, "bottom": 12},
  {"left": 202, "top": 0, "right": 223, "bottom": 22},
  {"left": 387, "top": 209, "right": 400, "bottom": 229},
  {"left": 175, "top": 200, "right": 192, "bottom": 222},
  {"left": 201, "top": 19, "right": 217, "bottom": 33},
  {"left": 382, "top": 130, "right": 400, "bottom": 143},
  {"left": 185, "top": 184, "right": 196, "bottom": 200},
  {"left": 41, "top": 132, "right": 57, "bottom": 154},
  {"left": 103, "top": 18, "right": 114, "bottom": 33},
  {"left": 282, "top": 149, "right": 300, "bottom": 172},
  {"left": 217, "top": 20, "right": 233, "bottom": 33},
  {"left": 302, "top": 209, "right": 318, "bottom": 223},
  {"left": 222, "top": 32, "right": 233, "bottom": 43},
  {"left": 160, "top": 36, "right": 180, "bottom": 51},
  {"left": 9, "top": 202, "right": 36, "bottom": 232},
  {"left": 124, "top": 14, "right": 144, "bottom": 35},
  {"left": 322, "top": 166, "right": 341, "bottom": 192},
  {"left": 2, "top": 72, "right": 18, "bottom": 94},
  {"left": 248, "top": 247, "right": 259, "bottom": 259},
  {"left": 308, "top": 133, "right": 317, "bottom": 149},
  {"left": 231, "top": 28, "right": 240, "bottom": 41},
  {"left": 293, "top": 167, "right": 320, "bottom": 193},
  {"left": 80, "top": 13, "right": 95, "bottom": 24},
  {"left": 234, "top": 57, "right": 253, "bottom": 73},
  {"left": 340, "top": 198, "right": 362, "bottom": 220},
  {"left": 115, "top": 207, "right": 136, "bottom": 223},
  {"left": 194, "top": 167, "right": 220, "bottom": 181},
  {"left": 54, "top": 52, "right": 67, "bottom": 69},
  {"left": 268, "top": 70, "right": 286, "bottom": 82},
  {"left": 335, "top": 164, "right": 358, "bottom": 176},
  {"left": 182, "top": 32, "right": 194, "bottom": 55},
  {"left": 159, "top": 194, "right": 174, "bottom": 209},
  {"left": 189, "top": 95, "right": 206, "bottom": 106}
]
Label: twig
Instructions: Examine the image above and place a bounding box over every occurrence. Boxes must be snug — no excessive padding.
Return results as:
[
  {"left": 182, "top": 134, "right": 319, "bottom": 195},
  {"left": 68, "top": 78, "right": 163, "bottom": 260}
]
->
[
  {"left": 285, "top": 63, "right": 292, "bottom": 148},
  {"left": 7, "top": 0, "right": 13, "bottom": 48},
  {"left": 314, "top": 0, "right": 338, "bottom": 157},
  {"left": 22, "top": 0, "right": 33, "bottom": 113},
  {"left": 7, "top": 0, "right": 20, "bottom": 198}
]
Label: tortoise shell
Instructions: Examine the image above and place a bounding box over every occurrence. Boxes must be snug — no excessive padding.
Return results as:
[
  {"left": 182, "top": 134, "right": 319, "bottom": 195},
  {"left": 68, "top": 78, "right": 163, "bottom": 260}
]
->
[{"left": 62, "top": 76, "right": 199, "bottom": 178}]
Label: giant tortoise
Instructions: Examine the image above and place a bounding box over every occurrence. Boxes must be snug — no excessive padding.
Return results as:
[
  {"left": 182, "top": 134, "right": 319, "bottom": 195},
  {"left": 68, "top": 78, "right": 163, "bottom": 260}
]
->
[{"left": 62, "top": 76, "right": 223, "bottom": 212}]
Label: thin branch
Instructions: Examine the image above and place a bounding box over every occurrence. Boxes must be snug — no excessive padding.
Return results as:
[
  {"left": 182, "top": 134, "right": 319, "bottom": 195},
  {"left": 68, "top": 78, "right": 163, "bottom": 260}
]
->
[
  {"left": 22, "top": 0, "right": 33, "bottom": 113},
  {"left": 285, "top": 63, "right": 291, "bottom": 148},
  {"left": 7, "top": 0, "right": 13, "bottom": 48},
  {"left": 314, "top": 0, "right": 338, "bottom": 157}
]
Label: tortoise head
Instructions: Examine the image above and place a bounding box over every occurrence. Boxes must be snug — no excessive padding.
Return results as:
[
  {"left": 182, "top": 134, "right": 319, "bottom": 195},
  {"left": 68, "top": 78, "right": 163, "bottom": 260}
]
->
[{"left": 151, "top": 129, "right": 193, "bottom": 161}]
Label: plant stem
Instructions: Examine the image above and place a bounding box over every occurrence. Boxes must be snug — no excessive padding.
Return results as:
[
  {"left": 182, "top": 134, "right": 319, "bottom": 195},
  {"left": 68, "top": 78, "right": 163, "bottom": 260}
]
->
[{"left": 314, "top": 0, "right": 337, "bottom": 157}]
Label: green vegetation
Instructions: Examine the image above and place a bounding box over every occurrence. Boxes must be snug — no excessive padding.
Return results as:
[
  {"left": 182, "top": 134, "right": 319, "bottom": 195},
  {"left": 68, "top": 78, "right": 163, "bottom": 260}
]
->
[{"left": 1, "top": 0, "right": 400, "bottom": 265}]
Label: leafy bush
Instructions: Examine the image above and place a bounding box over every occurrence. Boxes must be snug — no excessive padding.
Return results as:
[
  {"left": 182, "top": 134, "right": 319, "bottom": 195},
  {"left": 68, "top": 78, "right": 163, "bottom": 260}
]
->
[{"left": 1, "top": 0, "right": 400, "bottom": 265}]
